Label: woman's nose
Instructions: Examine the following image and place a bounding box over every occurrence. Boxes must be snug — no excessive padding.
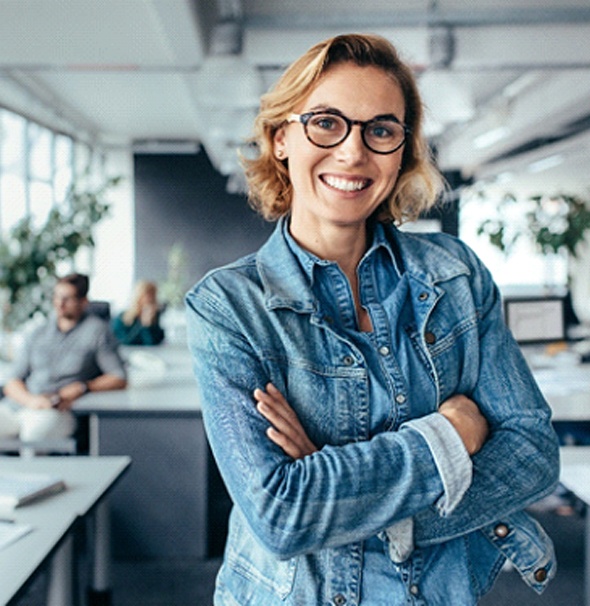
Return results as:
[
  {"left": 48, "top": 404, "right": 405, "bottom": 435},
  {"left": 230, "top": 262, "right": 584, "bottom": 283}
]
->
[{"left": 334, "top": 125, "right": 368, "bottom": 163}]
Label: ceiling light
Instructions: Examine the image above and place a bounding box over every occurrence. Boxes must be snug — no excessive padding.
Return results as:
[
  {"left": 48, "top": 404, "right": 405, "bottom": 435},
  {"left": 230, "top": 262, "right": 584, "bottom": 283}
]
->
[
  {"left": 502, "top": 73, "right": 541, "bottom": 99},
  {"left": 474, "top": 126, "right": 511, "bottom": 149},
  {"left": 527, "top": 154, "right": 565, "bottom": 173}
]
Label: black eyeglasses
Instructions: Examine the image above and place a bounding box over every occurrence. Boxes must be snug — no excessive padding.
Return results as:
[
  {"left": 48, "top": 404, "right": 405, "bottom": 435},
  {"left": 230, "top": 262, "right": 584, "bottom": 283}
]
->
[{"left": 288, "top": 110, "right": 409, "bottom": 155}]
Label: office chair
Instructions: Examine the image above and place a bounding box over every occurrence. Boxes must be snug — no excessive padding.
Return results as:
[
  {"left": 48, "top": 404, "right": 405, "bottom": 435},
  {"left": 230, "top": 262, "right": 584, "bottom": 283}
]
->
[{"left": 86, "top": 300, "right": 111, "bottom": 320}]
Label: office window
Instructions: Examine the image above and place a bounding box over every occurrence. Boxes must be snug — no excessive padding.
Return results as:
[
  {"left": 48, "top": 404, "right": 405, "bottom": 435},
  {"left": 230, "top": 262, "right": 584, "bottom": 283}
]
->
[
  {"left": 29, "top": 122, "right": 55, "bottom": 227},
  {"left": 0, "top": 111, "right": 28, "bottom": 234},
  {"left": 54, "top": 135, "right": 74, "bottom": 206},
  {"left": 459, "top": 188, "right": 568, "bottom": 288},
  {"left": 0, "top": 108, "right": 77, "bottom": 235}
]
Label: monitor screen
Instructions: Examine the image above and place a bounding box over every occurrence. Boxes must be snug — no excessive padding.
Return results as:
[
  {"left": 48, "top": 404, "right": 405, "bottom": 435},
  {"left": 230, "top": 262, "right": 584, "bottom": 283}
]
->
[{"left": 503, "top": 296, "right": 566, "bottom": 344}]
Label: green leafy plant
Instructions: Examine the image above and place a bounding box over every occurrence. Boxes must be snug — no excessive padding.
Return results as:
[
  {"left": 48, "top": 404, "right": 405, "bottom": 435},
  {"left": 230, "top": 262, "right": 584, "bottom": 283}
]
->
[
  {"left": 0, "top": 175, "right": 122, "bottom": 330},
  {"left": 477, "top": 192, "right": 590, "bottom": 258}
]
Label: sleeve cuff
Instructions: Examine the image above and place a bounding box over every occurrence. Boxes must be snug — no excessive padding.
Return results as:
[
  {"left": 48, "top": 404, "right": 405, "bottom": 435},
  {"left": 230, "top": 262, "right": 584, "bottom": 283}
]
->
[{"left": 402, "top": 412, "right": 473, "bottom": 516}]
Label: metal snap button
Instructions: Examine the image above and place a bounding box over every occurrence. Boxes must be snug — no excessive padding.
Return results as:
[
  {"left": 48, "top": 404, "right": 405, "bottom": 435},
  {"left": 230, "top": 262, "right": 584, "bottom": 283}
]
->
[
  {"left": 418, "top": 292, "right": 429, "bottom": 301},
  {"left": 534, "top": 568, "right": 548, "bottom": 582},
  {"left": 378, "top": 345, "right": 390, "bottom": 356},
  {"left": 395, "top": 394, "right": 406, "bottom": 404},
  {"left": 409, "top": 584, "right": 420, "bottom": 595},
  {"left": 424, "top": 331, "right": 436, "bottom": 345},
  {"left": 494, "top": 523, "right": 509, "bottom": 538},
  {"left": 343, "top": 355, "right": 354, "bottom": 366}
]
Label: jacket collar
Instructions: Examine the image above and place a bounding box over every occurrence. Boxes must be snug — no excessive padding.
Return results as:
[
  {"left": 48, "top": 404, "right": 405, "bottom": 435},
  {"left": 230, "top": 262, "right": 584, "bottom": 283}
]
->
[
  {"left": 391, "top": 228, "right": 471, "bottom": 287},
  {"left": 256, "top": 217, "right": 317, "bottom": 312},
  {"left": 256, "top": 217, "right": 470, "bottom": 311}
]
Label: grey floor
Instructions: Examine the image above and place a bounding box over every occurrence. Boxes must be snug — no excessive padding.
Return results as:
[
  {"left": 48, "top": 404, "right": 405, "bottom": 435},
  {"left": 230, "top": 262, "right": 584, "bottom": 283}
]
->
[{"left": 13, "top": 496, "right": 586, "bottom": 605}]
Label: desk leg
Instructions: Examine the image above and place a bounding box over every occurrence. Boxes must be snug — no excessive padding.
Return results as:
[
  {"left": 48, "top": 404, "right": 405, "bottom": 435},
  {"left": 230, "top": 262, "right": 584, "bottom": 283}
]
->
[
  {"left": 88, "top": 500, "right": 112, "bottom": 606},
  {"left": 89, "top": 413, "right": 100, "bottom": 457},
  {"left": 87, "top": 414, "right": 113, "bottom": 606},
  {"left": 47, "top": 534, "right": 74, "bottom": 606},
  {"left": 586, "top": 513, "right": 590, "bottom": 606}
]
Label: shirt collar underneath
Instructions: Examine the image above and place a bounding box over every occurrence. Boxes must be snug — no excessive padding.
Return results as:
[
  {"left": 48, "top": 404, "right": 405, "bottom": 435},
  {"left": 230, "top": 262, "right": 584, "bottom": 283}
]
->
[{"left": 282, "top": 218, "right": 403, "bottom": 284}]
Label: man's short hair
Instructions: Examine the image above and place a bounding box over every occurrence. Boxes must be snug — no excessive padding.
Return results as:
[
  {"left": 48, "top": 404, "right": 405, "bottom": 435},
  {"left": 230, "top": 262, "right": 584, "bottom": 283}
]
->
[{"left": 57, "top": 273, "right": 90, "bottom": 299}]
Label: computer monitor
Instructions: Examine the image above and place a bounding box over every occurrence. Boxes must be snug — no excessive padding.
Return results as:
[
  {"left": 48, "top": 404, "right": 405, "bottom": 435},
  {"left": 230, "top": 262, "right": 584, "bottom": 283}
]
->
[{"left": 503, "top": 295, "right": 566, "bottom": 344}]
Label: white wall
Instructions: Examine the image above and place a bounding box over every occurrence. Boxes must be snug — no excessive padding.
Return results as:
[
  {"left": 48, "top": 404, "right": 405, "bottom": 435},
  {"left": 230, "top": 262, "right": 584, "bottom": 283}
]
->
[{"left": 89, "top": 149, "right": 135, "bottom": 315}]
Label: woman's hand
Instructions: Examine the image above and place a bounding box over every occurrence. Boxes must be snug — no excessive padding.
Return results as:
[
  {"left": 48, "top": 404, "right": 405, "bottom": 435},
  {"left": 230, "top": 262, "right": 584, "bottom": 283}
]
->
[
  {"left": 140, "top": 304, "right": 158, "bottom": 326},
  {"left": 254, "top": 383, "right": 318, "bottom": 459},
  {"left": 438, "top": 395, "right": 489, "bottom": 456}
]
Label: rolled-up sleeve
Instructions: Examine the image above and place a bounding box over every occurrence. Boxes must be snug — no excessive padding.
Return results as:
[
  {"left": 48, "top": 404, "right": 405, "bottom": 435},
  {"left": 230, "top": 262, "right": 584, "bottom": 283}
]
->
[{"left": 403, "top": 413, "right": 473, "bottom": 516}]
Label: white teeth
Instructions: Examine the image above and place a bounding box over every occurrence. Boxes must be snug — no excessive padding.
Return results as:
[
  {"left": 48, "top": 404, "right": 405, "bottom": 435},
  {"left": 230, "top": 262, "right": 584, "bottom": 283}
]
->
[{"left": 323, "top": 175, "right": 368, "bottom": 191}]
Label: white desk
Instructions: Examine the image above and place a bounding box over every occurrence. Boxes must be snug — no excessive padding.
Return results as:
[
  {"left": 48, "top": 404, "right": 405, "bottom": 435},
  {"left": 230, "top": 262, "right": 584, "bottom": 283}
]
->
[
  {"left": 0, "top": 456, "right": 130, "bottom": 606},
  {"left": 75, "top": 343, "right": 200, "bottom": 417},
  {"left": 560, "top": 446, "right": 590, "bottom": 606},
  {"left": 533, "top": 363, "right": 590, "bottom": 421}
]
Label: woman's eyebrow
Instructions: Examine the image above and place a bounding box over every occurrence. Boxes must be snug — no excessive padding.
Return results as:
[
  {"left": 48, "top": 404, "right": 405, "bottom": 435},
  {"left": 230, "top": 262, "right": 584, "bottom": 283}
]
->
[
  {"left": 306, "top": 104, "right": 342, "bottom": 114},
  {"left": 305, "top": 105, "right": 404, "bottom": 123}
]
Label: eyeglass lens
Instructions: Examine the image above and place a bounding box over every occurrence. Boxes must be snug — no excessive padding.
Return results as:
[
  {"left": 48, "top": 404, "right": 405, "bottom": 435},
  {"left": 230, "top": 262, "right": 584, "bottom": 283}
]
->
[{"left": 304, "top": 113, "right": 406, "bottom": 154}]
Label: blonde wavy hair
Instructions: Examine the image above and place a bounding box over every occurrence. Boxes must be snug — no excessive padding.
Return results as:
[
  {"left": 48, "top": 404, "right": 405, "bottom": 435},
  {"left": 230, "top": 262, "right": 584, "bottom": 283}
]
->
[{"left": 242, "top": 33, "right": 445, "bottom": 224}]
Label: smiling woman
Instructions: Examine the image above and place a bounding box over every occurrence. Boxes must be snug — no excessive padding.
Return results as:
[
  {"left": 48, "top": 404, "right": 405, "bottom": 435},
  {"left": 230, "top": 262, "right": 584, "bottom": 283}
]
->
[{"left": 185, "top": 33, "right": 560, "bottom": 606}]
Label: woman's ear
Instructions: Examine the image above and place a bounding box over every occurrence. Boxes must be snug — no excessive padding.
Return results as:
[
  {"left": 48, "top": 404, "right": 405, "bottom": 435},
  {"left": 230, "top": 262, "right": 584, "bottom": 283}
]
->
[{"left": 273, "top": 126, "right": 288, "bottom": 160}]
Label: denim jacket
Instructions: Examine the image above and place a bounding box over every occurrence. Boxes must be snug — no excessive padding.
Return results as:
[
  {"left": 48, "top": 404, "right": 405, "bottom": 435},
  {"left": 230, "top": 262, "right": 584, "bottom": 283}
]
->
[{"left": 186, "top": 218, "right": 560, "bottom": 605}]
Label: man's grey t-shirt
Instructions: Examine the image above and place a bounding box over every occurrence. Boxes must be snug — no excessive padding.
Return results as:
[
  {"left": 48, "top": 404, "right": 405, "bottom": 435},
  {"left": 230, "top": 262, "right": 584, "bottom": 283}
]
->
[{"left": 10, "top": 312, "right": 127, "bottom": 394}]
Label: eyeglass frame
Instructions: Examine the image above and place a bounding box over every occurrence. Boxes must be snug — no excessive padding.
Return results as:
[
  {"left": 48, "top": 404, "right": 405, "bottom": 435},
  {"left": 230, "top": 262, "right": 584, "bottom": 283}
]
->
[{"left": 287, "top": 110, "right": 410, "bottom": 155}]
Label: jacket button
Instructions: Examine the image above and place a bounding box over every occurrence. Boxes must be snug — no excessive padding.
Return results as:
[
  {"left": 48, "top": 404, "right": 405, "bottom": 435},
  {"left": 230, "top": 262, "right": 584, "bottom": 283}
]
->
[
  {"left": 333, "top": 594, "right": 346, "bottom": 605},
  {"left": 378, "top": 345, "right": 390, "bottom": 356},
  {"left": 424, "top": 331, "right": 436, "bottom": 345},
  {"left": 494, "top": 523, "right": 509, "bottom": 538},
  {"left": 409, "top": 584, "right": 420, "bottom": 595},
  {"left": 418, "top": 292, "right": 429, "bottom": 301},
  {"left": 534, "top": 568, "right": 548, "bottom": 582},
  {"left": 343, "top": 355, "right": 354, "bottom": 366}
]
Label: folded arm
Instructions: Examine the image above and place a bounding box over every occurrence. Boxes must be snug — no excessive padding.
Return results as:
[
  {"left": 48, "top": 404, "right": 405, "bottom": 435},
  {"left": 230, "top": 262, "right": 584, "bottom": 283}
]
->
[{"left": 188, "top": 288, "right": 471, "bottom": 559}]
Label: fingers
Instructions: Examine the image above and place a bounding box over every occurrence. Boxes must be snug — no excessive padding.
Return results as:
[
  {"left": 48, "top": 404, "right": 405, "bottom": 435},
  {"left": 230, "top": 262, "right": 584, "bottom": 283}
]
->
[
  {"left": 254, "top": 383, "right": 318, "bottom": 459},
  {"left": 254, "top": 384, "right": 296, "bottom": 427}
]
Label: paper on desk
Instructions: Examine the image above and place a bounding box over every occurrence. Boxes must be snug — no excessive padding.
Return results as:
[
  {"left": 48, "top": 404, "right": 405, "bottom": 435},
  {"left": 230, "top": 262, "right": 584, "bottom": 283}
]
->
[{"left": 0, "top": 520, "right": 33, "bottom": 552}]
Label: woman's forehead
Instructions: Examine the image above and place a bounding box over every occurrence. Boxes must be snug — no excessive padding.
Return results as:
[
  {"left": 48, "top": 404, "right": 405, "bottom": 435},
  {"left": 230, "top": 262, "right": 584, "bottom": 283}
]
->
[{"left": 299, "top": 63, "right": 405, "bottom": 116}]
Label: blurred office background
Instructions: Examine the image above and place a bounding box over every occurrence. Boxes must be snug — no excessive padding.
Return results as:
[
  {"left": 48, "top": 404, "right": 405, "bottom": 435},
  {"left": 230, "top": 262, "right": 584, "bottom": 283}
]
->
[
  {"left": 1, "top": 1, "right": 590, "bottom": 605},
  {"left": 1, "top": 0, "right": 590, "bottom": 318}
]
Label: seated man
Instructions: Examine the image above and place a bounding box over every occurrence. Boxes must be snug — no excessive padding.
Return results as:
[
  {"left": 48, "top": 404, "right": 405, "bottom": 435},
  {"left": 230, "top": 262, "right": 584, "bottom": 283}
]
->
[{"left": 0, "top": 273, "right": 127, "bottom": 444}]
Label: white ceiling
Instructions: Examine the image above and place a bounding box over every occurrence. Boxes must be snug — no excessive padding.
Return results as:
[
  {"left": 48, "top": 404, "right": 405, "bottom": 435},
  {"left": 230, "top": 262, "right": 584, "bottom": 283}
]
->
[{"left": 1, "top": 0, "right": 590, "bottom": 194}]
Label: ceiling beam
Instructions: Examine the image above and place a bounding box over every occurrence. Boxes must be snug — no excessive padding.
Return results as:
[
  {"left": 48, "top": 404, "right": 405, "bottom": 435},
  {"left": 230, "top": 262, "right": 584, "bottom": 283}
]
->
[{"left": 244, "top": 7, "right": 590, "bottom": 30}]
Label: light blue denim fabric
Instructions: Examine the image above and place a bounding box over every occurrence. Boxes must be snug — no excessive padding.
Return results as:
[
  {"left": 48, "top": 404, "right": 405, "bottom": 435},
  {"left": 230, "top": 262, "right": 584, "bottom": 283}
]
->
[{"left": 185, "top": 218, "right": 560, "bottom": 605}]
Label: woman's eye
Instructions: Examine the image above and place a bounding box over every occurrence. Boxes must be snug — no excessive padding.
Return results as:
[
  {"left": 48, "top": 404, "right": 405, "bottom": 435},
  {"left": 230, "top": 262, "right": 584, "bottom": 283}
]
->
[
  {"left": 369, "top": 123, "right": 395, "bottom": 139},
  {"left": 312, "top": 116, "right": 338, "bottom": 130}
]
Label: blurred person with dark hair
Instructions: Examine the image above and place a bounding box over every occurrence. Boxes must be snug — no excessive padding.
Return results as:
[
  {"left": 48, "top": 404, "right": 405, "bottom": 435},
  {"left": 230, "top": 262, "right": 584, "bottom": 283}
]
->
[{"left": 0, "top": 273, "right": 127, "bottom": 444}]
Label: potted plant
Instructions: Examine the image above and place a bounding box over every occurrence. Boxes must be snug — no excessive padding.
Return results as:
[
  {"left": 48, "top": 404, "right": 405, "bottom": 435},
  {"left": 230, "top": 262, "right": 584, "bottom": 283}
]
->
[
  {"left": 0, "top": 175, "right": 121, "bottom": 337},
  {"left": 477, "top": 190, "right": 590, "bottom": 264}
]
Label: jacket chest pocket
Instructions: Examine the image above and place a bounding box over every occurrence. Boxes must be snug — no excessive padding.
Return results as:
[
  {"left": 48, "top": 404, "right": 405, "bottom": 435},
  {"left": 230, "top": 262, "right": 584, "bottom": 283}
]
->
[
  {"left": 410, "top": 310, "right": 480, "bottom": 404},
  {"left": 265, "top": 350, "right": 369, "bottom": 447}
]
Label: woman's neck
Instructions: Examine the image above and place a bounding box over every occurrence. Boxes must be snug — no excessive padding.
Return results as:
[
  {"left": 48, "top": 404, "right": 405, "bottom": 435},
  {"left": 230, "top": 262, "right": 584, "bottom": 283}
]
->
[{"left": 289, "top": 218, "right": 368, "bottom": 274}]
